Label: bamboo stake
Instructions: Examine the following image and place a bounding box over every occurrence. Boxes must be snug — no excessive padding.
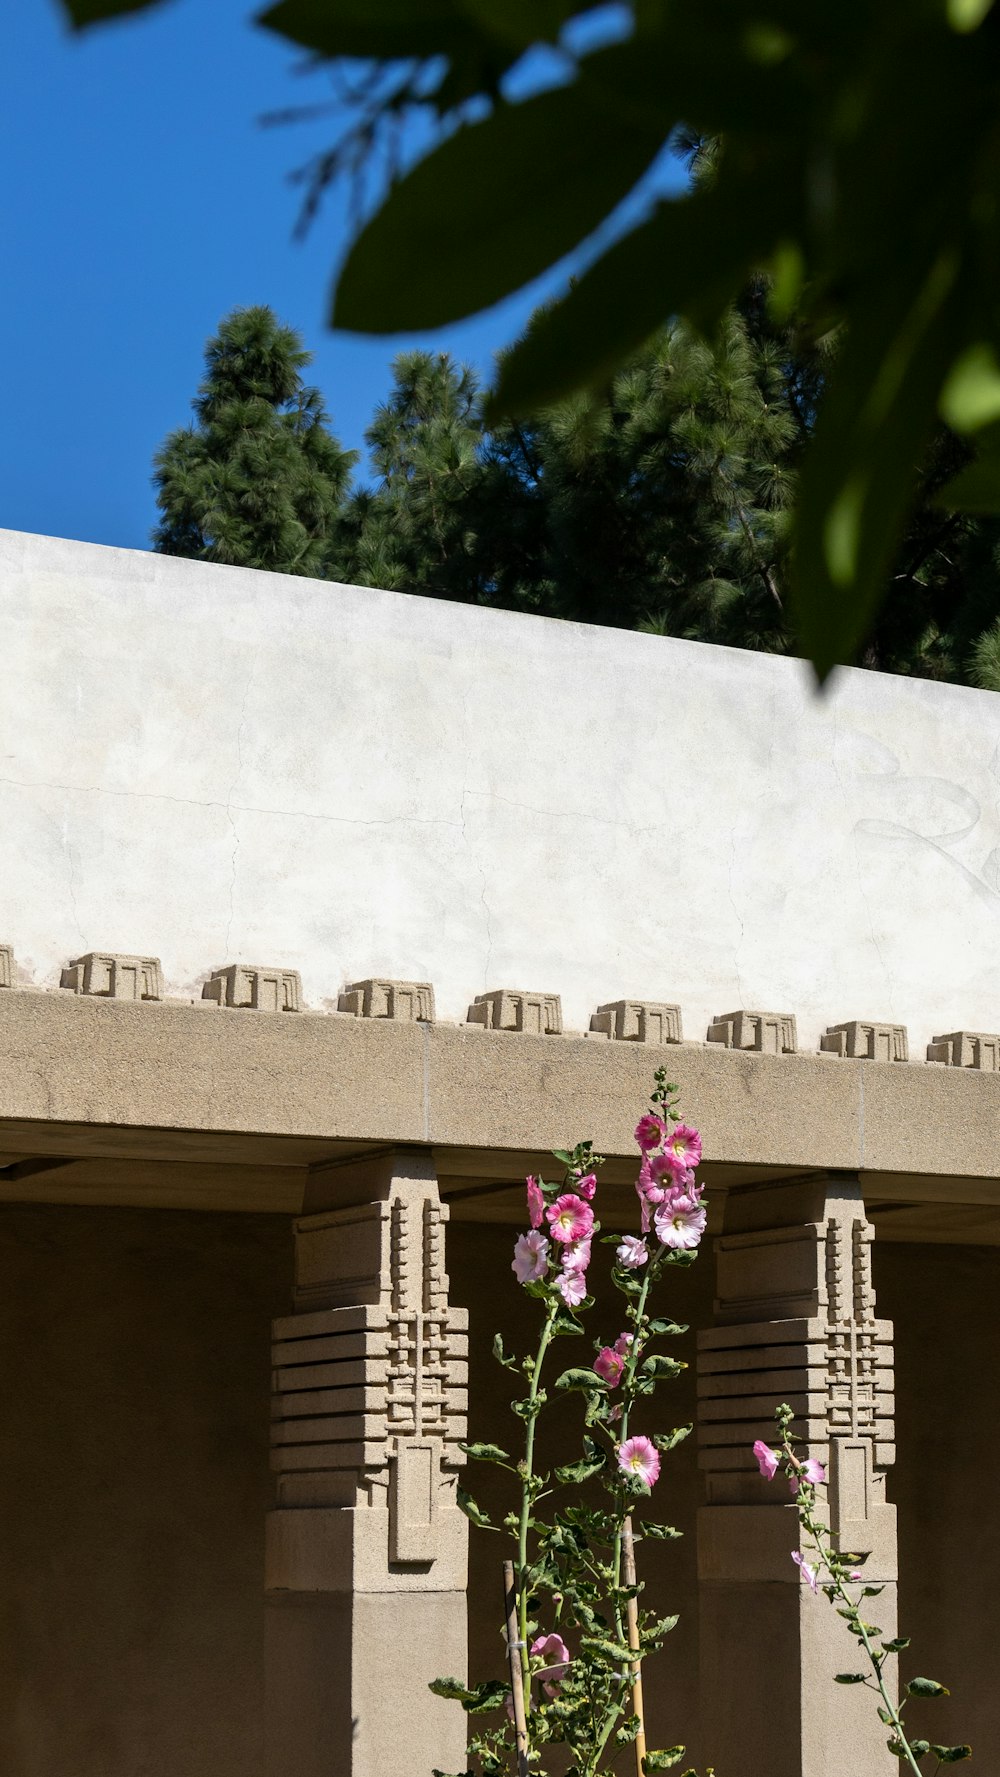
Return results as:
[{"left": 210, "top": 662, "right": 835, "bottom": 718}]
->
[
  {"left": 503, "top": 1559, "right": 530, "bottom": 1777},
  {"left": 622, "top": 1517, "right": 647, "bottom": 1777}
]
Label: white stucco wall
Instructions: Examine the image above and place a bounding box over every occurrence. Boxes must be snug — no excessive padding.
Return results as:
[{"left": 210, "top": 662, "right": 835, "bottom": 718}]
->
[{"left": 3, "top": 525, "right": 1000, "bottom": 1053}]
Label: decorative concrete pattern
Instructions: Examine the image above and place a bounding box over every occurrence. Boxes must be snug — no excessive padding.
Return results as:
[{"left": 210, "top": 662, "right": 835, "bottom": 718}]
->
[
  {"left": 927, "top": 1029, "right": 1000, "bottom": 1069},
  {"left": 60, "top": 952, "right": 163, "bottom": 1001},
  {"left": 821, "top": 1021, "right": 908, "bottom": 1061},
  {"left": 589, "top": 999, "right": 683, "bottom": 1043},
  {"left": 466, "top": 989, "right": 563, "bottom": 1035},
  {"left": 339, "top": 979, "right": 435, "bottom": 1022},
  {"left": 202, "top": 964, "right": 302, "bottom": 1013},
  {"left": 707, "top": 1009, "right": 798, "bottom": 1054}
]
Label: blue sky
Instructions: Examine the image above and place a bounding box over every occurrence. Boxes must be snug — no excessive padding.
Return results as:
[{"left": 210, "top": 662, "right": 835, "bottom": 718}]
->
[{"left": 3, "top": 1, "right": 684, "bottom": 552}]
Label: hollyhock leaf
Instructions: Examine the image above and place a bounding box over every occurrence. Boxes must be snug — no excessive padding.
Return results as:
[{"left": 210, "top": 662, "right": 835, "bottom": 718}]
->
[
  {"left": 430, "top": 1677, "right": 477, "bottom": 1703},
  {"left": 551, "top": 1308, "right": 587, "bottom": 1338},
  {"left": 555, "top": 1451, "right": 607, "bottom": 1484},
  {"left": 647, "top": 1318, "right": 688, "bottom": 1336},
  {"left": 552, "top": 1150, "right": 575, "bottom": 1166},
  {"left": 642, "top": 1614, "right": 680, "bottom": 1640},
  {"left": 555, "top": 1367, "right": 608, "bottom": 1392},
  {"left": 492, "top": 1333, "right": 518, "bottom": 1371},
  {"left": 459, "top": 1441, "right": 511, "bottom": 1465},
  {"left": 641, "top": 1355, "right": 686, "bottom": 1380},
  {"left": 882, "top": 1638, "right": 911, "bottom": 1652},
  {"left": 580, "top": 1635, "right": 635, "bottom": 1665},
  {"left": 654, "top": 1426, "right": 692, "bottom": 1452},
  {"left": 878, "top": 1708, "right": 894, "bottom": 1724},
  {"left": 910, "top": 1744, "right": 931, "bottom": 1759},
  {"left": 930, "top": 1748, "right": 972, "bottom": 1763},
  {"left": 642, "top": 1749, "right": 687, "bottom": 1770},
  {"left": 642, "top": 1522, "right": 683, "bottom": 1540},
  {"left": 862, "top": 1585, "right": 885, "bottom": 1596},
  {"left": 834, "top": 1673, "right": 869, "bottom": 1684},
  {"left": 465, "top": 1680, "right": 512, "bottom": 1714},
  {"left": 456, "top": 1487, "right": 495, "bottom": 1530},
  {"left": 908, "top": 1677, "right": 950, "bottom": 1697}
]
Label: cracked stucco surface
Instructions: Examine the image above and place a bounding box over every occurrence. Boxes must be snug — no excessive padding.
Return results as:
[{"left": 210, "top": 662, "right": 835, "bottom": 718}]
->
[{"left": 3, "top": 525, "right": 1000, "bottom": 1054}]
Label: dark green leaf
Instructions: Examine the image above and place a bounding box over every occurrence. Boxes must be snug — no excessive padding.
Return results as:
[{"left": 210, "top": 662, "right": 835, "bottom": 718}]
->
[
  {"left": 640, "top": 1522, "right": 682, "bottom": 1540},
  {"left": 555, "top": 1367, "right": 607, "bottom": 1393},
  {"left": 456, "top": 1487, "right": 496, "bottom": 1529},
  {"left": 333, "top": 78, "right": 663, "bottom": 332},
  {"left": 642, "top": 1749, "right": 687, "bottom": 1771},
  {"left": 464, "top": 1679, "right": 512, "bottom": 1714},
  {"left": 653, "top": 1425, "right": 692, "bottom": 1451},
  {"left": 640, "top": 1355, "right": 686, "bottom": 1380},
  {"left": 882, "top": 1638, "right": 911, "bottom": 1653},
  {"left": 459, "top": 1441, "right": 511, "bottom": 1465},
  {"left": 934, "top": 428, "right": 1000, "bottom": 512},
  {"left": 646, "top": 1319, "right": 688, "bottom": 1338},
  {"left": 429, "top": 1676, "right": 476, "bottom": 1703},
  {"left": 907, "top": 1677, "right": 950, "bottom": 1698},
  {"left": 551, "top": 1307, "right": 587, "bottom": 1339},
  {"left": 834, "top": 1674, "right": 869, "bottom": 1685},
  {"left": 929, "top": 1747, "right": 972, "bottom": 1763},
  {"left": 492, "top": 1332, "right": 518, "bottom": 1371}
]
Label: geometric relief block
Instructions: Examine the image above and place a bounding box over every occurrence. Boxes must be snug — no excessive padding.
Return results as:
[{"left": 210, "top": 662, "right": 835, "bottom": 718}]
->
[
  {"left": 697, "top": 1177, "right": 896, "bottom": 1565},
  {"left": 60, "top": 951, "right": 164, "bottom": 1001},
  {"left": 467, "top": 989, "right": 562, "bottom": 1035},
  {"left": 820, "top": 1020, "right": 908, "bottom": 1061},
  {"left": 339, "top": 978, "right": 435, "bottom": 1022},
  {"left": 202, "top": 962, "right": 302, "bottom": 1012},
  {"left": 589, "top": 1000, "right": 682, "bottom": 1044},
  {"left": 0, "top": 945, "right": 13, "bottom": 989},
  {"left": 927, "top": 1029, "right": 1000, "bottom": 1070},
  {"left": 270, "top": 1161, "right": 468, "bottom": 1573},
  {"left": 707, "top": 1009, "right": 797, "bottom": 1054}
]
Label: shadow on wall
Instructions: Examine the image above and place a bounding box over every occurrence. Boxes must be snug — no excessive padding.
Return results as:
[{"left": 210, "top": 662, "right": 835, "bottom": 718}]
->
[
  {"left": 0, "top": 1203, "right": 292, "bottom": 1777},
  {"left": 874, "top": 1240, "right": 1000, "bottom": 1773}
]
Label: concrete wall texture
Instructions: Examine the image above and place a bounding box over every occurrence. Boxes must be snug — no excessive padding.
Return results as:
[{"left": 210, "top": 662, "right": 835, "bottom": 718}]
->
[{"left": 6, "top": 526, "right": 1000, "bottom": 1052}]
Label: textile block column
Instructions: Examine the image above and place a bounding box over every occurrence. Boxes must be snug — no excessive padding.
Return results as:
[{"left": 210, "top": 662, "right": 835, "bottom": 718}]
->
[
  {"left": 697, "top": 1175, "right": 897, "bottom": 1777},
  {"left": 265, "top": 1151, "right": 469, "bottom": 1777}
]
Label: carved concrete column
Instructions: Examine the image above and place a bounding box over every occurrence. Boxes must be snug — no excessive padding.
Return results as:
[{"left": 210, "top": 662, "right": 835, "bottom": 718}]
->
[
  {"left": 697, "top": 1175, "right": 896, "bottom": 1777},
  {"left": 265, "top": 1151, "right": 469, "bottom": 1777}
]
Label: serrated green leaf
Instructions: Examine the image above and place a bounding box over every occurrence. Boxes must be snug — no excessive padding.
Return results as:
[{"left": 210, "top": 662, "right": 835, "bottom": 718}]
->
[
  {"left": 555, "top": 1367, "right": 607, "bottom": 1392},
  {"left": 333, "top": 76, "right": 663, "bottom": 332},
  {"left": 429, "top": 1676, "right": 476, "bottom": 1703},
  {"left": 456, "top": 1487, "right": 496, "bottom": 1530},
  {"left": 653, "top": 1425, "right": 692, "bottom": 1451},
  {"left": 641, "top": 1521, "right": 683, "bottom": 1540},
  {"left": 642, "top": 1749, "right": 687, "bottom": 1771},
  {"left": 459, "top": 1441, "right": 511, "bottom": 1465},
  {"left": 464, "top": 1679, "right": 512, "bottom": 1714}
]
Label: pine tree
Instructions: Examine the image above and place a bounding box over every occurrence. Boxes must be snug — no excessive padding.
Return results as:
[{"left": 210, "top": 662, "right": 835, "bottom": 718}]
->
[{"left": 153, "top": 307, "right": 355, "bottom": 576}]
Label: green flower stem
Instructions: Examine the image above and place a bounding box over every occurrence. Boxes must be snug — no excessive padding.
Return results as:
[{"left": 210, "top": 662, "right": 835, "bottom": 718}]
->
[
  {"left": 797, "top": 1497, "right": 924, "bottom": 1777},
  {"left": 518, "top": 1295, "right": 559, "bottom": 1721}
]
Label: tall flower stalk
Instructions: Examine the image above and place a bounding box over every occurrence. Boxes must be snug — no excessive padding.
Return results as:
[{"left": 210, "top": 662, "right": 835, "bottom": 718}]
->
[
  {"left": 754, "top": 1407, "right": 971, "bottom": 1775},
  {"left": 431, "top": 1071, "right": 707, "bottom": 1777}
]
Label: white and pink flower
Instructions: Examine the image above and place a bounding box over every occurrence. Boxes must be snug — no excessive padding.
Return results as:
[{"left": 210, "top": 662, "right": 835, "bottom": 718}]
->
[
  {"left": 616, "top": 1235, "right": 648, "bottom": 1269},
  {"left": 526, "top": 1175, "right": 545, "bottom": 1231},
  {"left": 574, "top": 1172, "right": 598, "bottom": 1201},
  {"left": 512, "top": 1230, "right": 549, "bottom": 1284},
  {"left": 663, "top": 1123, "right": 702, "bottom": 1171},
  {"left": 530, "top": 1633, "right": 570, "bottom": 1697},
  {"left": 561, "top": 1234, "right": 592, "bottom": 1274},
  {"left": 789, "top": 1457, "right": 826, "bottom": 1496},
  {"left": 557, "top": 1268, "right": 587, "bottom": 1307},
  {"left": 792, "top": 1551, "right": 819, "bottom": 1593},
  {"left": 617, "top": 1435, "right": 661, "bottom": 1487},
  {"left": 653, "top": 1193, "right": 707, "bottom": 1250},
  {"left": 613, "top": 1331, "right": 633, "bottom": 1357},
  {"left": 546, "top": 1194, "right": 595, "bottom": 1245}
]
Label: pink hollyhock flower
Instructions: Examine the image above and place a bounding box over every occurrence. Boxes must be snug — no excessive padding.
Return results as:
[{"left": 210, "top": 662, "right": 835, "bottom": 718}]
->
[
  {"left": 753, "top": 1439, "right": 780, "bottom": 1481},
  {"left": 594, "top": 1346, "right": 626, "bottom": 1386},
  {"left": 557, "top": 1268, "right": 587, "bottom": 1307},
  {"left": 664, "top": 1123, "right": 702, "bottom": 1170},
  {"left": 512, "top": 1230, "right": 549, "bottom": 1283},
  {"left": 546, "top": 1194, "right": 594, "bottom": 1244},
  {"left": 617, "top": 1435, "right": 661, "bottom": 1487},
  {"left": 530, "top": 1632, "right": 570, "bottom": 1697},
  {"left": 616, "top": 1234, "right": 648, "bottom": 1269},
  {"left": 790, "top": 1457, "right": 826, "bottom": 1495},
  {"left": 791, "top": 1551, "right": 819, "bottom": 1593},
  {"left": 847, "top": 1568, "right": 863, "bottom": 1582},
  {"left": 654, "top": 1194, "right": 707, "bottom": 1250},
  {"left": 575, "top": 1172, "right": 597, "bottom": 1201},
  {"left": 609, "top": 1402, "right": 623, "bottom": 1424},
  {"left": 614, "top": 1331, "right": 633, "bottom": 1356},
  {"left": 640, "top": 1195, "right": 653, "bottom": 1234},
  {"left": 562, "top": 1235, "right": 592, "bottom": 1274},
  {"left": 526, "top": 1176, "right": 545, "bottom": 1230},
  {"left": 635, "top": 1113, "right": 664, "bottom": 1152}
]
